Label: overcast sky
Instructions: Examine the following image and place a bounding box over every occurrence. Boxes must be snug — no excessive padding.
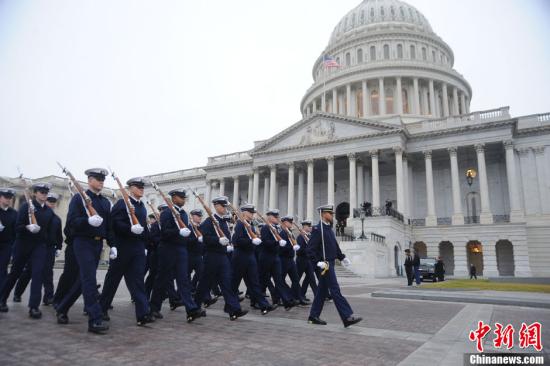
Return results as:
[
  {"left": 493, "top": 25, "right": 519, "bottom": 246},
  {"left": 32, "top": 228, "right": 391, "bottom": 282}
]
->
[{"left": 0, "top": 0, "right": 549, "bottom": 182}]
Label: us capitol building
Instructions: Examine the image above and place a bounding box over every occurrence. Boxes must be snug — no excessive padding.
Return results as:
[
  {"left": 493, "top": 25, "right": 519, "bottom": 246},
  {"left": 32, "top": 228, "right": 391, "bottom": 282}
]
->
[{"left": 3, "top": 0, "right": 549, "bottom": 278}]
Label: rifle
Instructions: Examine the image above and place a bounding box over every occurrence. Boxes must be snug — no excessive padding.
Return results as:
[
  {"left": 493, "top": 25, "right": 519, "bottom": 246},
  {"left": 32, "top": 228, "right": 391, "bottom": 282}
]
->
[
  {"left": 146, "top": 200, "right": 160, "bottom": 222},
  {"left": 255, "top": 212, "right": 283, "bottom": 242},
  {"left": 226, "top": 202, "right": 258, "bottom": 239},
  {"left": 292, "top": 221, "right": 310, "bottom": 244},
  {"left": 282, "top": 225, "right": 298, "bottom": 247},
  {"left": 149, "top": 181, "right": 188, "bottom": 230},
  {"left": 18, "top": 173, "right": 37, "bottom": 225},
  {"left": 56, "top": 162, "right": 98, "bottom": 217},
  {"left": 187, "top": 187, "right": 226, "bottom": 239},
  {"left": 109, "top": 168, "right": 140, "bottom": 226}
]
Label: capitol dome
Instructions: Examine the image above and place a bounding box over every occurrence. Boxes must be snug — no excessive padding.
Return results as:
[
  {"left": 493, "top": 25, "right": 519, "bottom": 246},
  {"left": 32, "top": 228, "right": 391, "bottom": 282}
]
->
[{"left": 300, "top": 0, "right": 472, "bottom": 121}]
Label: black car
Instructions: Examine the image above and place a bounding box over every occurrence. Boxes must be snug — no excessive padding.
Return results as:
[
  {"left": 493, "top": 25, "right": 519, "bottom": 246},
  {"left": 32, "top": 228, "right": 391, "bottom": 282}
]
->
[{"left": 419, "top": 258, "right": 436, "bottom": 281}]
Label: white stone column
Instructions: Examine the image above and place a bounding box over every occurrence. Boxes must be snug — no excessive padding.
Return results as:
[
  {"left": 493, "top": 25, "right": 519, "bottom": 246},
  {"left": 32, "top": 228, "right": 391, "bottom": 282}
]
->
[
  {"left": 429, "top": 79, "right": 436, "bottom": 117},
  {"left": 460, "top": 92, "right": 467, "bottom": 115},
  {"left": 287, "top": 162, "right": 295, "bottom": 216},
  {"left": 205, "top": 180, "right": 212, "bottom": 203},
  {"left": 269, "top": 165, "right": 277, "bottom": 209},
  {"left": 466, "top": 97, "right": 470, "bottom": 113},
  {"left": 402, "top": 155, "right": 409, "bottom": 220},
  {"left": 346, "top": 84, "right": 352, "bottom": 116},
  {"left": 424, "top": 150, "right": 437, "bottom": 226},
  {"left": 475, "top": 144, "right": 493, "bottom": 224},
  {"left": 297, "top": 167, "right": 305, "bottom": 219},
  {"left": 306, "top": 106, "right": 311, "bottom": 116},
  {"left": 232, "top": 176, "right": 239, "bottom": 207},
  {"left": 448, "top": 147, "right": 464, "bottom": 225},
  {"left": 533, "top": 146, "right": 550, "bottom": 214},
  {"left": 442, "top": 83, "right": 450, "bottom": 117},
  {"left": 357, "top": 162, "right": 364, "bottom": 207},
  {"left": 483, "top": 242, "right": 499, "bottom": 277},
  {"left": 370, "top": 150, "right": 380, "bottom": 215},
  {"left": 252, "top": 169, "right": 260, "bottom": 207},
  {"left": 362, "top": 80, "right": 369, "bottom": 117},
  {"left": 413, "top": 77, "right": 420, "bottom": 115},
  {"left": 306, "top": 159, "right": 314, "bottom": 220},
  {"left": 263, "top": 175, "right": 269, "bottom": 211},
  {"left": 312, "top": 100, "right": 317, "bottom": 113},
  {"left": 394, "top": 147, "right": 404, "bottom": 213},
  {"left": 395, "top": 77, "right": 403, "bottom": 114},
  {"left": 332, "top": 89, "right": 337, "bottom": 114},
  {"left": 326, "top": 156, "right": 335, "bottom": 205},
  {"left": 504, "top": 141, "right": 524, "bottom": 222},
  {"left": 378, "top": 78, "right": 386, "bottom": 115},
  {"left": 452, "top": 87, "right": 459, "bottom": 116},
  {"left": 348, "top": 153, "right": 357, "bottom": 218},
  {"left": 219, "top": 178, "right": 225, "bottom": 196},
  {"left": 247, "top": 174, "right": 253, "bottom": 204},
  {"left": 321, "top": 93, "right": 326, "bottom": 112},
  {"left": 421, "top": 87, "right": 429, "bottom": 115}
]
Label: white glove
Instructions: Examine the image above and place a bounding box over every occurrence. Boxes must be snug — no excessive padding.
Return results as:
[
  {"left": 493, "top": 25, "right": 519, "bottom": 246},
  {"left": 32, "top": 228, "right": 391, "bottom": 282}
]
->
[
  {"left": 219, "top": 237, "right": 230, "bottom": 246},
  {"left": 342, "top": 257, "right": 351, "bottom": 267},
  {"left": 293, "top": 244, "right": 300, "bottom": 251},
  {"left": 279, "top": 239, "right": 287, "bottom": 247},
  {"left": 109, "top": 247, "right": 118, "bottom": 260},
  {"left": 131, "top": 224, "right": 144, "bottom": 235},
  {"left": 317, "top": 261, "right": 327, "bottom": 270},
  {"left": 26, "top": 224, "right": 41, "bottom": 233},
  {"left": 145, "top": 249, "right": 148, "bottom": 256},
  {"left": 55, "top": 249, "right": 61, "bottom": 257},
  {"left": 252, "top": 237, "right": 262, "bottom": 245},
  {"left": 0, "top": 224, "right": 4, "bottom": 232},
  {"left": 198, "top": 236, "right": 203, "bottom": 243},
  {"left": 179, "top": 228, "right": 191, "bottom": 237},
  {"left": 88, "top": 215, "right": 103, "bottom": 227},
  {"left": 226, "top": 244, "right": 234, "bottom": 253}
]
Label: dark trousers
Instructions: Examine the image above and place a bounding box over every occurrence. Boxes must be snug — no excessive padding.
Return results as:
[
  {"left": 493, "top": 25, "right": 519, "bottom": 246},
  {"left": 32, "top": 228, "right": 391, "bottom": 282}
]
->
[
  {"left": 150, "top": 243, "right": 197, "bottom": 313},
  {"left": 100, "top": 243, "right": 149, "bottom": 319},
  {"left": 53, "top": 244, "right": 78, "bottom": 305},
  {"left": 231, "top": 249, "right": 270, "bottom": 309},
  {"left": 258, "top": 252, "right": 292, "bottom": 305},
  {"left": 195, "top": 251, "right": 241, "bottom": 314},
  {"left": 188, "top": 253, "right": 203, "bottom": 293},
  {"left": 280, "top": 256, "right": 303, "bottom": 301},
  {"left": 296, "top": 255, "right": 317, "bottom": 298},
  {"left": 413, "top": 266, "right": 421, "bottom": 284},
  {"left": 0, "top": 240, "right": 47, "bottom": 309},
  {"left": 144, "top": 249, "right": 157, "bottom": 300},
  {"left": 0, "top": 242, "right": 13, "bottom": 290},
  {"left": 15, "top": 247, "right": 56, "bottom": 301},
  {"left": 56, "top": 237, "right": 103, "bottom": 324},
  {"left": 470, "top": 274, "right": 477, "bottom": 280},
  {"left": 405, "top": 267, "right": 413, "bottom": 286},
  {"left": 309, "top": 260, "right": 353, "bottom": 322}
]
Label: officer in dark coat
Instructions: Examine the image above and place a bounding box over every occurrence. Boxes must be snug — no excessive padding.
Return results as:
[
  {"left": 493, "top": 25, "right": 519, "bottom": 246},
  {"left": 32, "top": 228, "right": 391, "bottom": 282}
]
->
[
  {"left": 258, "top": 209, "right": 296, "bottom": 310},
  {"left": 307, "top": 205, "right": 362, "bottom": 327},
  {"left": 187, "top": 209, "right": 205, "bottom": 297},
  {"left": 144, "top": 204, "right": 165, "bottom": 300},
  {"left": 99, "top": 177, "right": 154, "bottom": 326},
  {"left": 55, "top": 168, "right": 113, "bottom": 334},
  {"left": 279, "top": 216, "right": 308, "bottom": 305},
  {"left": 230, "top": 204, "right": 273, "bottom": 315},
  {"left": 295, "top": 220, "right": 317, "bottom": 301},
  {"left": 434, "top": 256, "right": 445, "bottom": 282},
  {"left": 0, "top": 183, "right": 55, "bottom": 318},
  {"left": 404, "top": 249, "right": 414, "bottom": 286},
  {"left": 13, "top": 192, "right": 63, "bottom": 305},
  {"left": 149, "top": 189, "right": 204, "bottom": 322},
  {"left": 0, "top": 188, "right": 17, "bottom": 293},
  {"left": 195, "top": 196, "right": 247, "bottom": 320},
  {"left": 52, "top": 223, "right": 76, "bottom": 307}
]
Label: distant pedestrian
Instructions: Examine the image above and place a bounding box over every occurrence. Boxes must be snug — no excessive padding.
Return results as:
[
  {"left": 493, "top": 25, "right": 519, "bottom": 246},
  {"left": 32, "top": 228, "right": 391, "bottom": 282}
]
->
[
  {"left": 434, "top": 256, "right": 445, "bottom": 282},
  {"left": 412, "top": 250, "right": 421, "bottom": 285},
  {"left": 469, "top": 264, "right": 477, "bottom": 280},
  {"left": 404, "top": 249, "right": 414, "bottom": 286}
]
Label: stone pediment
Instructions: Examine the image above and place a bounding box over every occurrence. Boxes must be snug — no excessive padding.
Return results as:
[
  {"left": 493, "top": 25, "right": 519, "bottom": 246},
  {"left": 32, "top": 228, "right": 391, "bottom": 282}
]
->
[{"left": 253, "top": 113, "right": 397, "bottom": 153}]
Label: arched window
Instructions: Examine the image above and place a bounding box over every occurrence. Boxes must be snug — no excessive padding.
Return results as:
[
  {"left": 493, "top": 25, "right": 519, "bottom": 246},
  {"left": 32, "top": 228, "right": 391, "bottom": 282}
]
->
[
  {"left": 352, "top": 14, "right": 356, "bottom": 27},
  {"left": 390, "top": 6, "right": 395, "bottom": 17},
  {"left": 357, "top": 48, "right": 363, "bottom": 63},
  {"left": 370, "top": 45, "right": 376, "bottom": 61},
  {"left": 370, "top": 90, "right": 379, "bottom": 115},
  {"left": 397, "top": 44, "right": 403, "bottom": 59},
  {"left": 336, "top": 56, "right": 340, "bottom": 65},
  {"left": 422, "top": 47, "right": 427, "bottom": 60},
  {"left": 400, "top": 6, "right": 405, "bottom": 18},
  {"left": 345, "top": 52, "right": 351, "bottom": 66},
  {"left": 383, "top": 44, "right": 390, "bottom": 59},
  {"left": 432, "top": 50, "right": 436, "bottom": 62},
  {"left": 370, "top": 7, "right": 375, "bottom": 18},
  {"left": 410, "top": 45, "right": 416, "bottom": 60},
  {"left": 380, "top": 6, "right": 385, "bottom": 18},
  {"left": 402, "top": 89, "right": 409, "bottom": 113},
  {"left": 385, "top": 88, "right": 394, "bottom": 114},
  {"left": 360, "top": 10, "right": 365, "bottom": 24}
]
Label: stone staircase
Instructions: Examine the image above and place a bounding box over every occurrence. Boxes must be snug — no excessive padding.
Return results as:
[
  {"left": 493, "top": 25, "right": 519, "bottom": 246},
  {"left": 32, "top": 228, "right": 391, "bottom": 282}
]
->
[{"left": 334, "top": 263, "right": 364, "bottom": 278}]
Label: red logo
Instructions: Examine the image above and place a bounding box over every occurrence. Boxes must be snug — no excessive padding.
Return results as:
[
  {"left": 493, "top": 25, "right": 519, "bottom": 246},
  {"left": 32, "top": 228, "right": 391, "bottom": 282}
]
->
[{"left": 469, "top": 321, "right": 543, "bottom": 352}]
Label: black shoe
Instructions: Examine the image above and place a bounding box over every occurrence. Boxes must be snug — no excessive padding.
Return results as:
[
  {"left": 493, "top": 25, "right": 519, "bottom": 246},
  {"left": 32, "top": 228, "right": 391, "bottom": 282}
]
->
[
  {"left": 13, "top": 295, "right": 21, "bottom": 303},
  {"left": 88, "top": 321, "right": 109, "bottom": 334},
  {"left": 261, "top": 305, "right": 274, "bottom": 315},
  {"left": 308, "top": 316, "right": 327, "bottom": 325},
  {"left": 56, "top": 312, "right": 69, "bottom": 324},
  {"left": 304, "top": 298, "right": 311, "bottom": 302},
  {"left": 343, "top": 316, "right": 363, "bottom": 328},
  {"left": 151, "top": 311, "right": 163, "bottom": 320},
  {"left": 0, "top": 302, "right": 8, "bottom": 312},
  {"left": 43, "top": 297, "right": 53, "bottom": 306},
  {"left": 284, "top": 300, "right": 298, "bottom": 311},
  {"left": 137, "top": 314, "right": 155, "bottom": 326},
  {"left": 250, "top": 303, "right": 261, "bottom": 310},
  {"left": 29, "top": 308, "right": 42, "bottom": 319},
  {"left": 170, "top": 300, "right": 183, "bottom": 311},
  {"left": 238, "top": 291, "right": 244, "bottom": 295},
  {"left": 229, "top": 309, "right": 248, "bottom": 321},
  {"left": 203, "top": 298, "right": 218, "bottom": 308},
  {"left": 187, "top": 308, "right": 206, "bottom": 323},
  {"left": 298, "top": 300, "right": 310, "bottom": 306},
  {"left": 102, "top": 311, "right": 110, "bottom": 321}
]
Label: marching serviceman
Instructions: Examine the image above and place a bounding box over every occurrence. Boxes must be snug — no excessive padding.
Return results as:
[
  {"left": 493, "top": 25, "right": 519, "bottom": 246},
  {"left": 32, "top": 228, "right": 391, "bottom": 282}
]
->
[
  {"left": 52, "top": 223, "right": 76, "bottom": 308},
  {"left": 0, "top": 188, "right": 17, "bottom": 292},
  {"left": 279, "top": 216, "right": 308, "bottom": 305},
  {"left": 0, "top": 183, "right": 54, "bottom": 318},
  {"left": 195, "top": 196, "right": 247, "bottom": 320},
  {"left": 55, "top": 168, "right": 113, "bottom": 334},
  {"left": 149, "top": 189, "right": 204, "bottom": 322},
  {"left": 230, "top": 204, "right": 274, "bottom": 315},
  {"left": 307, "top": 204, "right": 362, "bottom": 328},
  {"left": 99, "top": 177, "right": 154, "bottom": 326},
  {"left": 295, "top": 220, "right": 317, "bottom": 301},
  {"left": 187, "top": 209, "right": 205, "bottom": 297}
]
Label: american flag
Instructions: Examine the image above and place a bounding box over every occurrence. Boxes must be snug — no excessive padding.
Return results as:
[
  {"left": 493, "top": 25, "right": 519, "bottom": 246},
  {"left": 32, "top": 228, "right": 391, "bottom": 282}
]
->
[{"left": 322, "top": 55, "right": 340, "bottom": 68}]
